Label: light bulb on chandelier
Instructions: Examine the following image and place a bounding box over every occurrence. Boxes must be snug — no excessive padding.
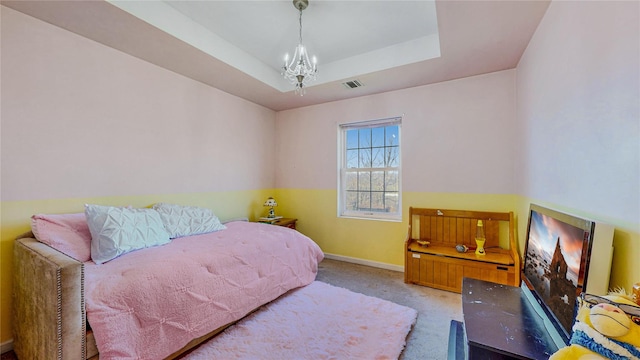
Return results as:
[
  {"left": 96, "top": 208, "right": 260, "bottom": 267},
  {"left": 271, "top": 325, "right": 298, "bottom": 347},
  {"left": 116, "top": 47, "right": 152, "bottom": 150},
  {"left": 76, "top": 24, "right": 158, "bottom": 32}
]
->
[{"left": 282, "top": 0, "right": 318, "bottom": 96}]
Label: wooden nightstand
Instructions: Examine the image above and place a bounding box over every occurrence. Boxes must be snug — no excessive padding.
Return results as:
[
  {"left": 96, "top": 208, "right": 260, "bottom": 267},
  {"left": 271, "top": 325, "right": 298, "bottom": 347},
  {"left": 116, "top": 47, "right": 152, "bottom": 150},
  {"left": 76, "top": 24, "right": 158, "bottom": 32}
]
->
[
  {"left": 259, "top": 217, "right": 297, "bottom": 230},
  {"left": 272, "top": 218, "right": 297, "bottom": 230}
]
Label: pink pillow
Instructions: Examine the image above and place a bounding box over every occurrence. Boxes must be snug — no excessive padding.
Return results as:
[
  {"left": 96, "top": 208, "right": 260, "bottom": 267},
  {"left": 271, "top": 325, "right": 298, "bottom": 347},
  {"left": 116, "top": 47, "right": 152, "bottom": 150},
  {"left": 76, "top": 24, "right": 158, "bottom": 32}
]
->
[{"left": 31, "top": 213, "right": 92, "bottom": 262}]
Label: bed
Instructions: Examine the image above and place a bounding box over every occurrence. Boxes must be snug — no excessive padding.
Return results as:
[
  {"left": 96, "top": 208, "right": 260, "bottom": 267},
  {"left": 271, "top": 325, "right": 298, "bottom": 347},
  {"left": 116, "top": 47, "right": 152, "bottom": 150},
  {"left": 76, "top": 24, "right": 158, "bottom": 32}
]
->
[{"left": 13, "top": 205, "right": 324, "bottom": 360}]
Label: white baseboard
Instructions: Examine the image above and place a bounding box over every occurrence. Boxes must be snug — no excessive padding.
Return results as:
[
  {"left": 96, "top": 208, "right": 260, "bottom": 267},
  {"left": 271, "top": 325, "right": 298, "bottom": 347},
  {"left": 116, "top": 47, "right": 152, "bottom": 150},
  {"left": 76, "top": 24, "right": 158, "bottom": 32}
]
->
[
  {"left": 323, "top": 253, "right": 404, "bottom": 272},
  {"left": 1, "top": 339, "right": 13, "bottom": 354}
]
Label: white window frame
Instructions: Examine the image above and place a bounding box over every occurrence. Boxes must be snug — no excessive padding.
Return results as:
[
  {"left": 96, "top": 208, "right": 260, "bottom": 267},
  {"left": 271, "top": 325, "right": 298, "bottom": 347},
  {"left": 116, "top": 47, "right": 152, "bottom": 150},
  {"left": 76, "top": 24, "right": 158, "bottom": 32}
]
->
[{"left": 338, "top": 117, "right": 402, "bottom": 221}]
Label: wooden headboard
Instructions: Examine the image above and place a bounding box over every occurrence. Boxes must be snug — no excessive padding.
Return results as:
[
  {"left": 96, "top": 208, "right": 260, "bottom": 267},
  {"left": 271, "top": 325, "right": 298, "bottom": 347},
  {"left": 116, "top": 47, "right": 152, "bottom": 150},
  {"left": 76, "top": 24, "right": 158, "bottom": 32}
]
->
[{"left": 408, "top": 207, "right": 512, "bottom": 249}]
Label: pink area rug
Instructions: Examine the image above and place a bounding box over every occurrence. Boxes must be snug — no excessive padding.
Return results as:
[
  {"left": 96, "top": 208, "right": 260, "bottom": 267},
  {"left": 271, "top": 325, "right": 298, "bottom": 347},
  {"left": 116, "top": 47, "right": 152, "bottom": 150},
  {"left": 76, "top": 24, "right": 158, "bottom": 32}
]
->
[{"left": 184, "top": 281, "right": 418, "bottom": 360}]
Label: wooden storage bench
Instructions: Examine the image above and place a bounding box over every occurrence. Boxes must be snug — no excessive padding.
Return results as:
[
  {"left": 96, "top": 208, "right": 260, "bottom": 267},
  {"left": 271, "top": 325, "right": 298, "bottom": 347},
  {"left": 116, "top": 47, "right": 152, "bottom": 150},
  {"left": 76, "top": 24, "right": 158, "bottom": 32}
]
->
[{"left": 404, "top": 207, "right": 521, "bottom": 293}]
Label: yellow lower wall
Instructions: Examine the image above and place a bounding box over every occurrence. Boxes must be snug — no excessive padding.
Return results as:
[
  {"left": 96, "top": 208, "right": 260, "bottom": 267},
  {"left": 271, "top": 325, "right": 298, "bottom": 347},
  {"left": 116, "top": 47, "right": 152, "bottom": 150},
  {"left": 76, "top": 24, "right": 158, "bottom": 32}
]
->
[
  {"left": 2, "top": 189, "right": 638, "bottom": 345},
  {"left": 276, "top": 189, "right": 639, "bottom": 293},
  {"left": 0, "top": 190, "right": 272, "bottom": 344},
  {"left": 274, "top": 189, "right": 519, "bottom": 267}
]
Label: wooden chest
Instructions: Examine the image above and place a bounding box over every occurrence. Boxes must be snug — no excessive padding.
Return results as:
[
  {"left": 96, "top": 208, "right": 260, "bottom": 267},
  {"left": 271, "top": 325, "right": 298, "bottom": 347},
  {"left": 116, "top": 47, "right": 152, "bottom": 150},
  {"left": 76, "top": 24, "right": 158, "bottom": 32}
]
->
[{"left": 404, "top": 207, "right": 521, "bottom": 293}]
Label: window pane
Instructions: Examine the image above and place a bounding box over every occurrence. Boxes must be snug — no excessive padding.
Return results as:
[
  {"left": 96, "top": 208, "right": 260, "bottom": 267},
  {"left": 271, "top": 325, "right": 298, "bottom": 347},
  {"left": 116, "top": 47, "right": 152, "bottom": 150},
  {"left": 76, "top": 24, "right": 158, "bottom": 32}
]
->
[
  {"left": 371, "top": 192, "right": 384, "bottom": 211},
  {"left": 358, "top": 192, "right": 370, "bottom": 210},
  {"left": 386, "top": 146, "right": 399, "bottom": 167},
  {"left": 345, "top": 172, "right": 358, "bottom": 191},
  {"left": 386, "top": 170, "right": 399, "bottom": 191},
  {"left": 386, "top": 126, "right": 399, "bottom": 146},
  {"left": 358, "top": 171, "right": 371, "bottom": 191},
  {"left": 345, "top": 191, "right": 358, "bottom": 211},
  {"left": 346, "top": 130, "right": 359, "bottom": 150},
  {"left": 359, "top": 128, "right": 371, "bottom": 147},
  {"left": 359, "top": 148, "right": 372, "bottom": 168},
  {"left": 371, "top": 171, "right": 384, "bottom": 191},
  {"left": 372, "top": 127, "right": 384, "bottom": 147},
  {"left": 385, "top": 192, "right": 399, "bottom": 213},
  {"left": 347, "top": 149, "right": 358, "bottom": 168},
  {"left": 372, "top": 147, "right": 384, "bottom": 167}
]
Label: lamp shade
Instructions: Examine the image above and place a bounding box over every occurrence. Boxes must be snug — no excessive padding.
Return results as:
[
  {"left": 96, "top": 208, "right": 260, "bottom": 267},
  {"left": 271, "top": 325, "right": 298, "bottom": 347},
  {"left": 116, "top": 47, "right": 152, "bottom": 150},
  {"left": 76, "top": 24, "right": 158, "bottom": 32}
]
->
[{"left": 264, "top": 197, "right": 278, "bottom": 207}]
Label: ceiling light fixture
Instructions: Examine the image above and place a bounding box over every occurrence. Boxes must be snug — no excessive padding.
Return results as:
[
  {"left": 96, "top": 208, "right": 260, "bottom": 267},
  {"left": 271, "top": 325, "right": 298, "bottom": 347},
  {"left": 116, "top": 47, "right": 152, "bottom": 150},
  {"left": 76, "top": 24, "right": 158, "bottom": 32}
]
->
[{"left": 282, "top": 0, "right": 317, "bottom": 96}]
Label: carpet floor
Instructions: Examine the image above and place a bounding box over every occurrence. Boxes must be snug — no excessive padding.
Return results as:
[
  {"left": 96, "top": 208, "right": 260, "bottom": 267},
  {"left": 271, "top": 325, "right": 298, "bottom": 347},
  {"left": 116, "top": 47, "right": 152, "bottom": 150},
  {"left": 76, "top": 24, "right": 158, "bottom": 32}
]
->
[
  {"left": 183, "top": 281, "right": 418, "bottom": 359},
  {"left": 315, "top": 258, "right": 463, "bottom": 360}
]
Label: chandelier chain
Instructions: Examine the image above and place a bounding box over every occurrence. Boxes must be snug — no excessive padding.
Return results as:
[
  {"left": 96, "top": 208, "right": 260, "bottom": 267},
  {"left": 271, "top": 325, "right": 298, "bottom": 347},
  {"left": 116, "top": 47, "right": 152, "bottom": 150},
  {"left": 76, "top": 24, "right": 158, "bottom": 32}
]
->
[{"left": 298, "top": 7, "right": 303, "bottom": 46}]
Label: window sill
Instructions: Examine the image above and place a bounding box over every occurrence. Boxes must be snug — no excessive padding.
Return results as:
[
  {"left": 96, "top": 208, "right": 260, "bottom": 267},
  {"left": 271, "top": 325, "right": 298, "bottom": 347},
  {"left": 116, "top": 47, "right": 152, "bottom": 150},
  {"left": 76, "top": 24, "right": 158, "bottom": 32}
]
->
[{"left": 338, "top": 214, "right": 402, "bottom": 222}]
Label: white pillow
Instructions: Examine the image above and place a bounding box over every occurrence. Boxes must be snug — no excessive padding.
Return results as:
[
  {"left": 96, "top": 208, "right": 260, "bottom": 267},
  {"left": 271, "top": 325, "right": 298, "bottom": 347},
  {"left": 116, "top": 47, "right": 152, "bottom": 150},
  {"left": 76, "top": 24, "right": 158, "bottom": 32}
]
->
[
  {"left": 85, "top": 204, "right": 171, "bottom": 264},
  {"left": 152, "top": 203, "right": 226, "bottom": 238}
]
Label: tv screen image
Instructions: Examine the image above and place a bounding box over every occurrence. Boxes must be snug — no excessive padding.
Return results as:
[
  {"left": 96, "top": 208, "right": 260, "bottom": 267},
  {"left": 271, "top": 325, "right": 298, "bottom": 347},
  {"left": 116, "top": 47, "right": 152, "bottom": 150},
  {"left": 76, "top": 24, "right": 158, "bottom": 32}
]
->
[
  {"left": 522, "top": 204, "right": 614, "bottom": 346},
  {"left": 524, "top": 208, "right": 588, "bottom": 336}
]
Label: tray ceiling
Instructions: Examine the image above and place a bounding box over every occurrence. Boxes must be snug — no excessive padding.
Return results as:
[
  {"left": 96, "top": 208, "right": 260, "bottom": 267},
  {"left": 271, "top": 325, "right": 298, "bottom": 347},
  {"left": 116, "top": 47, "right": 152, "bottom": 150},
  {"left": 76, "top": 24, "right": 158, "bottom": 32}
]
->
[{"left": 2, "top": 0, "right": 550, "bottom": 111}]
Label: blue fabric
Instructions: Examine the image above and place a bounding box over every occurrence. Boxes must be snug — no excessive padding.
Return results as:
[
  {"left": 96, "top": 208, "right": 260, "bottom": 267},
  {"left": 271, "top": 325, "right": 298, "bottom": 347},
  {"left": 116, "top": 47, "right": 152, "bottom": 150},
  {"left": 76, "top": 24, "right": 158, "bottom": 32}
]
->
[
  {"left": 614, "top": 339, "right": 640, "bottom": 359},
  {"left": 570, "top": 330, "right": 640, "bottom": 360}
]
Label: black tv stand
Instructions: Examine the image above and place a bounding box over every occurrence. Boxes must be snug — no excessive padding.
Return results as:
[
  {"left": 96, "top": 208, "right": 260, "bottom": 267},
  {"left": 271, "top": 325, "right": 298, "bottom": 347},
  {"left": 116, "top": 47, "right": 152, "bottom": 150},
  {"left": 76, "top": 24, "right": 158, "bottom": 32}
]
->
[{"left": 451, "top": 278, "right": 560, "bottom": 360}]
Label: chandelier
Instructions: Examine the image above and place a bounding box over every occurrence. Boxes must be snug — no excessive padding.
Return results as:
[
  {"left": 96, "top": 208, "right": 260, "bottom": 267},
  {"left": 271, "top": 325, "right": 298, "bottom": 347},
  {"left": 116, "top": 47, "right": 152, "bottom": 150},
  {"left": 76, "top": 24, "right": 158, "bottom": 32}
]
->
[{"left": 282, "top": 0, "right": 317, "bottom": 95}]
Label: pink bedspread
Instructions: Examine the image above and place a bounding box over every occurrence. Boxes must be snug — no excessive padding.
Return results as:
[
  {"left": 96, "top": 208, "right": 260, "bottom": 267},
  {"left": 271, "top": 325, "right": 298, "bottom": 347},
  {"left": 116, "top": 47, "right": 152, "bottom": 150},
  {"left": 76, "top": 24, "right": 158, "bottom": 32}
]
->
[{"left": 84, "top": 221, "right": 324, "bottom": 359}]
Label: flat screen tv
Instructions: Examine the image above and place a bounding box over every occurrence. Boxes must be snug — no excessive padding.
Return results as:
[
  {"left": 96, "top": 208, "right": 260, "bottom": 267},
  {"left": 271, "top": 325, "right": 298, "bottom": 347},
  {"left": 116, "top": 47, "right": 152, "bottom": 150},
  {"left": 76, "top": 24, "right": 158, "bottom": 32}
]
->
[{"left": 522, "top": 204, "right": 614, "bottom": 344}]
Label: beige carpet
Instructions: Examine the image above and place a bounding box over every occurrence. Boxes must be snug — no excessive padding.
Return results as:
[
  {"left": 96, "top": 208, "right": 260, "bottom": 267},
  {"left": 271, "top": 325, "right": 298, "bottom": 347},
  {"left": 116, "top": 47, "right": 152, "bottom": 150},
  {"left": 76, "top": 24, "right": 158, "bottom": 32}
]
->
[{"left": 316, "top": 258, "right": 463, "bottom": 360}]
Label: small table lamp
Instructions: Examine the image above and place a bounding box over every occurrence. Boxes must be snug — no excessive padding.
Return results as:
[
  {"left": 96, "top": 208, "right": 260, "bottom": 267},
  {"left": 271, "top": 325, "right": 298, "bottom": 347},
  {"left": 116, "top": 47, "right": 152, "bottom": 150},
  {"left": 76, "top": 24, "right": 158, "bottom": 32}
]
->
[{"left": 263, "top": 197, "right": 278, "bottom": 218}]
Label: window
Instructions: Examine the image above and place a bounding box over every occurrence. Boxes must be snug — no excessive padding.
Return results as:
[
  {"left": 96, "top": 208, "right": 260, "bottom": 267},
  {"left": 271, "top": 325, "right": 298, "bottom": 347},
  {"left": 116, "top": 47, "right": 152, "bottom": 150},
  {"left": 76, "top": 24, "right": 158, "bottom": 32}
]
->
[{"left": 338, "top": 117, "right": 401, "bottom": 221}]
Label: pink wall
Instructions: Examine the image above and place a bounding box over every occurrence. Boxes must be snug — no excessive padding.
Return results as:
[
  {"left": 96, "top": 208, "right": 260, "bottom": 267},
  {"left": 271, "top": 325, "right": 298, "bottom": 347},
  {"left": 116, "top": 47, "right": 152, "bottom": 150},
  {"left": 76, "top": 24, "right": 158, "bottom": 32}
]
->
[
  {"left": 1, "top": 6, "right": 276, "bottom": 202},
  {"left": 516, "top": 1, "right": 639, "bottom": 224},
  {"left": 276, "top": 70, "right": 517, "bottom": 194}
]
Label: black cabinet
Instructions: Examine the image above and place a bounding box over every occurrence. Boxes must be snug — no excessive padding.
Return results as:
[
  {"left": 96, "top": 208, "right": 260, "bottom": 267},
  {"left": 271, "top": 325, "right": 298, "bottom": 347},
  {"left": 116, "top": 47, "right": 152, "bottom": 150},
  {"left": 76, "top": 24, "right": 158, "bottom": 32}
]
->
[{"left": 455, "top": 278, "right": 560, "bottom": 360}]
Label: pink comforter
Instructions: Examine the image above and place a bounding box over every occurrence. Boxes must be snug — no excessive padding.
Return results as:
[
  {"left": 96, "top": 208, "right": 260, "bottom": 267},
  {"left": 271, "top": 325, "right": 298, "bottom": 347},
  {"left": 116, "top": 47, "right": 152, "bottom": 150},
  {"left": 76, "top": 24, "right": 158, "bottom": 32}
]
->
[{"left": 84, "top": 221, "right": 324, "bottom": 359}]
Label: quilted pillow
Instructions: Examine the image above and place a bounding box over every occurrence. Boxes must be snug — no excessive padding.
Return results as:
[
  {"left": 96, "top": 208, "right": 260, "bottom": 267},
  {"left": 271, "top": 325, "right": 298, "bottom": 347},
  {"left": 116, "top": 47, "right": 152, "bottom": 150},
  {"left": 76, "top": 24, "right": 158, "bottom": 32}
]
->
[
  {"left": 31, "top": 213, "right": 92, "bottom": 262},
  {"left": 85, "top": 204, "right": 171, "bottom": 264},
  {"left": 152, "top": 203, "right": 226, "bottom": 239}
]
